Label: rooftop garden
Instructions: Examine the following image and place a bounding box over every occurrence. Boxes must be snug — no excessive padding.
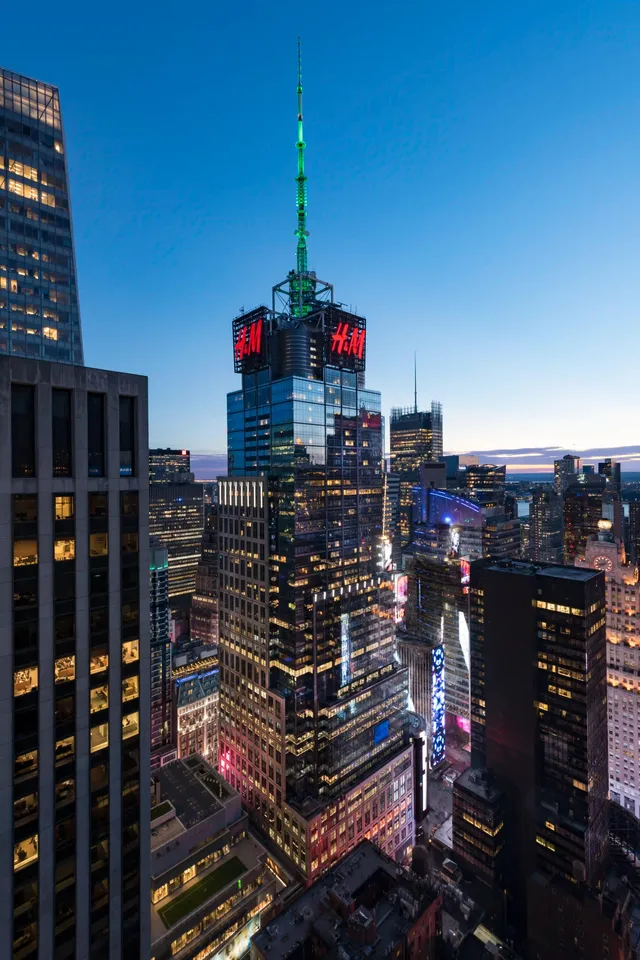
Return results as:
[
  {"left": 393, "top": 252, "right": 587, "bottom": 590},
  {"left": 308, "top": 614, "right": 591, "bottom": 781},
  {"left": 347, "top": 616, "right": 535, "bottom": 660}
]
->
[{"left": 158, "top": 856, "right": 245, "bottom": 928}]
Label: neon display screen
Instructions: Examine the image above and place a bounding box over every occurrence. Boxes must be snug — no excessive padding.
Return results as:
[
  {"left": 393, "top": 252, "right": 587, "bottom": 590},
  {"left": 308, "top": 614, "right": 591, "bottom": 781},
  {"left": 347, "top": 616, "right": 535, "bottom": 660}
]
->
[
  {"left": 431, "top": 645, "right": 445, "bottom": 767},
  {"left": 330, "top": 321, "right": 366, "bottom": 359},
  {"left": 374, "top": 719, "right": 389, "bottom": 744},
  {"left": 232, "top": 308, "right": 268, "bottom": 372}
]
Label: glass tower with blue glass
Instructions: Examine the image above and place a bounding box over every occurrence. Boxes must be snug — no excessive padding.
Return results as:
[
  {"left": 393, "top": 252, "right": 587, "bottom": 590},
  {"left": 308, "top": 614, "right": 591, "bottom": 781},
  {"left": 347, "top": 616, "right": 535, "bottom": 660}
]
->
[{"left": 219, "top": 47, "right": 414, "bottom": 881}]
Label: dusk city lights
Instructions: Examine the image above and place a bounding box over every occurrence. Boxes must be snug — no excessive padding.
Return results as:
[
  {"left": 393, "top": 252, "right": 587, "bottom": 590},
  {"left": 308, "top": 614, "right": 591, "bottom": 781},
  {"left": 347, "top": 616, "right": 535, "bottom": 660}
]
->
[{"left": 1, "top": 2, "right": 639, "bottom": 959}]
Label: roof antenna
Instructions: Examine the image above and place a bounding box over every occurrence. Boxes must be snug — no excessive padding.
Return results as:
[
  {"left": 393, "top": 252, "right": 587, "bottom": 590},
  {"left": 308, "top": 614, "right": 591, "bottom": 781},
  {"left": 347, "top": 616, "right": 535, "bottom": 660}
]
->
[{"left": 414, "top": 352, "right": 418, "bottom": 414}]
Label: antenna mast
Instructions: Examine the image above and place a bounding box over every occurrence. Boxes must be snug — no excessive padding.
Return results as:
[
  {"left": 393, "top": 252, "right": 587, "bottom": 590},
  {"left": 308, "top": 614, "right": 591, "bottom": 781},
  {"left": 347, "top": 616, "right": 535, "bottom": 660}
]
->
[
  {"left": 289, "top": 38, "right": 315, "bottom": 317},
  {"left": 414, "top": 352, "right": 418, "bottom": 414}
]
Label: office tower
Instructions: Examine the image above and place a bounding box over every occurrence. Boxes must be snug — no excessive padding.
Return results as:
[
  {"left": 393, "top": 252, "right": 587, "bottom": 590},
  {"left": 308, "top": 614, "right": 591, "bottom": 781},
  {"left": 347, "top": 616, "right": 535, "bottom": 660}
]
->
[
  {"left": 0, "top": 69, "right": 83, "bottom": 364},
  {"left": 190, "top": 505, "right": 219, "bottom": 647},
  {"left": 528, "top": 486, "right": 563, "bottom": 562},
  {"left": 599, "top": 457, "right": 622, "bottom": 496},
  {"left": 405, "top": 490, "right": 483, "bottom": 735},
  {"left": 443, "top": 454, "right": 479, "bottom": 490},
  {"left": 1, "top": 356, "right": 150, "bottom": 958},
  {"left": 150, "top": 757, "right": 285, "bottom": 960},
  {"left": 459, "top": 463, "right": 506, "bottom": 501},
  {"left": 390, "top": 401, "right": 443, "bottom": 549},
  {"left": 554, "top": 454, "right": 581, "bottom": 495},
  {"left": 563, "top": 473, "right": 607, "bottom": 563},
  {"left": 481, "top": 512, "right": 521, "bottom": 559},
  {"left": 629, "top": 502, "right": 640, "bottom": 565},
  {"left": 173, "top": 667, "right": 219, "bottom": 763},
  {"left": 381, "top": 470, "right": 401, "bottom": 570},
  {"left": 149, "top": 448, "right": 204, "bottom": 606},
  {"left": 251, "top": 840, "right": 443, "bottom": 960},
  {"left": 150, "top": 539, "right": 174, "bottom": 769},
  {"left": 217, "top": 50, "right": 414, "bottom": 883},
  {"left": 149, "top": 447, "right": 191, "bottom": 481},
  {"left": 453, "top": 559, "right": 607, "bottom": 940},
  {"left": 576, "top": 526, "right": 640, "bottom": 817}
]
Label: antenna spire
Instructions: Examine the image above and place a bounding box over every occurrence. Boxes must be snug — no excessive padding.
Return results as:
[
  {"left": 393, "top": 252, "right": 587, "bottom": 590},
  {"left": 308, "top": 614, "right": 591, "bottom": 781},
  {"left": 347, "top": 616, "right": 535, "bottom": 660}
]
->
[
  {"left": 295, "top": 37, "right": 308, "bottom": 277},
  {"left": 414, "top": 352, "right": 418, "bottom": 414}
]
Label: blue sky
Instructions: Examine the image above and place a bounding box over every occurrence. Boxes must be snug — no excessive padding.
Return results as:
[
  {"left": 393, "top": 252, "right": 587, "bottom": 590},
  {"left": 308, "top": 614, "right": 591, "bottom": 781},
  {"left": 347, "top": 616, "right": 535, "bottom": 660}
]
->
[{"left": 4, "top": 1, "right": 639, "bottom": 456}]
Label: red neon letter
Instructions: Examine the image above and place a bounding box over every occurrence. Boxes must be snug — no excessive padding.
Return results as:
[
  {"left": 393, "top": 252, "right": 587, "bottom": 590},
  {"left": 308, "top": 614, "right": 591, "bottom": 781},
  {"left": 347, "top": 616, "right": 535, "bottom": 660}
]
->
[
  {"left": 348, "top": 327, "right": 365, "bottom": 359},
  {"left": 248, "top": 317, "right": 262, "bottom": 356},
  {"left": 235, "top": 325, "right": 247, "bottom": 361},
  {"left": 331, "top": 322, "right": 350, "bottom": 354}
]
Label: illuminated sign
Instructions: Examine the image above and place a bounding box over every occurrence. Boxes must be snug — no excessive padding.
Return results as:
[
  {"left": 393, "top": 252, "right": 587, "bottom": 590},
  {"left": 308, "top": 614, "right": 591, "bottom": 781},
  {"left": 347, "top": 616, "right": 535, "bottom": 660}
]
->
[
  {"left": 341, "top": 613, "right": 351, "bottom": 687},
  {"left": 235, "top": 317, "right": 262, "bottom": 362},
  {"left": 330, "top": 321, "right": 366, "bottom": 359},
  {"left": 374, "top": 719, "right": 390, "bottom": 744},
  {"left": 431, "top": 645, "right": 445, "bottom": 767},
  {"left": 232, "top": 308, "right": 268, "bottom": 373},
  {"left": 460, "top": 559, "right": 470, "bottom": 585}
]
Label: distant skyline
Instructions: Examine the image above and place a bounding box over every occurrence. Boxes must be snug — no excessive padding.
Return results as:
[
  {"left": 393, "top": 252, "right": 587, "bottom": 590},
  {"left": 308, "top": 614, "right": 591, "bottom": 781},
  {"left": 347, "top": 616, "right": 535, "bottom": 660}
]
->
[
  {"left": 4, "top": 0, "right": 638, "bottom": 452},
  {"left": 189, "top": 445, "right": 640, "bottom": 480}
]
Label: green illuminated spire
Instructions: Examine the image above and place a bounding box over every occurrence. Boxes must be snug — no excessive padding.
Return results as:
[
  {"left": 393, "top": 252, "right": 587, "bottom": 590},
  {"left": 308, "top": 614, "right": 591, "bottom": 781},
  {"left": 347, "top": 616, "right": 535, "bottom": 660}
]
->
[
  {"left": 289, "top": 38, "right": 315, "bottom": 317},
  {"left": 295, "top": 37, "right": 308, "bottom": 276}
]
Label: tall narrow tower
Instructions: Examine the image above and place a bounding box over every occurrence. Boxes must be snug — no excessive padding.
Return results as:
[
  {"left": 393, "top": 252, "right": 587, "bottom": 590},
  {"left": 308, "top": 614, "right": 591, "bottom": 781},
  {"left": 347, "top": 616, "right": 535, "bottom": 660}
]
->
[{"left": 219, "top": 47, "right": 414, "bottom": 884}]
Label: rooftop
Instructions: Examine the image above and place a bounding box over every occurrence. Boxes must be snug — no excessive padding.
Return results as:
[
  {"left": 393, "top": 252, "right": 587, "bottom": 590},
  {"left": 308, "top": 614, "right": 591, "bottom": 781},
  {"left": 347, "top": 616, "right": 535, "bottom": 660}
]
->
[
  {"left": 252, "top": 840, "right": 440, "bottom": 960},
  {"left": 455, "top": 767, "right": 503, "bottom": 804},
  {"left": 154, "top": 757, "right": 232, "bottom": 831},
  {"left": 175, "top": 668, "right": 219, "bottom": 708}
]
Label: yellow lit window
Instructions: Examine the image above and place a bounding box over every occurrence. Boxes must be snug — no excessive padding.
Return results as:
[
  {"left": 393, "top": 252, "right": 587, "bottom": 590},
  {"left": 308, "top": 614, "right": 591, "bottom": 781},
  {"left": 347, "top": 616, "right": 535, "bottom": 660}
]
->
[
  {"left": 90, "top": 654, "right": 108, "bottom": 675},
  {"left": 43, "top": 326, "right": 58, "bottom": 341},
  {"left": 122, "top": 712, "right": 139, "bottom": 740},
  {"left": 14, "top": 666, "right": 38, "bottom": 697},
  {"left": 152, "top": 883, "right": 168, "bottom": 904},
  {"left": 54, "top": 537, "right": 75, "bottom": 561},
  {"left": 14, "top": 834, "right": 38, "bottom": 871},
  {"left": 15, "top": 749, "right": 37, "bottom": 780},
  {"left": 13, "top": 539, "right": 38, "bottom": 567},
  {"left": 90, "top": 533, "right": 108, "bottom": 557},
  {"left": 54, "top": 656, "right": 75, "bottom": 684},
  {"left": 55, "top": 736, "right": 74, "bottom": 765},
  {"left": 182, "top": 865, "right": 196, "bottom": 884},
  {"left": 122, "top": 676, "right": 138, "bottom": 702},
  {"left": 572, "top": 779, "right": 587, "bottom": 792},
  {"left": 90, "top": 685, "right": 109, "bottom": 713},
  {"left": 8, "top": 159, "right": 38, "bottom": 182},
  {"left": 14, "top": 792, "right": 37, "bottom": 824},
  {"left": 54, "top": 141, "right": 63, "bottom": 154},
  {"left": 54, "top": 496, "right": 74, "bottom": 520},
  {"left": 41, "top": 191, "right": 55, "bottom": 208},
  {"left": 122, "top": 640, "right": 139, "bottom": 664},
  {"left": 0, "top": 176, "right": 4, "bottom": 189},
  {"left": 0, "top": 277, "right": 5, "bottom": 289},
  {"left": 90, "top": 723, "right": 109, "bottom": 753}
]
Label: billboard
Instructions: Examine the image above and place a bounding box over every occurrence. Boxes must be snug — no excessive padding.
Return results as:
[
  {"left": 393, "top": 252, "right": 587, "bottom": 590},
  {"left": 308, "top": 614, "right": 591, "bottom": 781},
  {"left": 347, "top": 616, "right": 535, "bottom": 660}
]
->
[
  {"left": 232, "top": 307, "right": 268, "bottom": 373},
  {"left": 325, "top": 306, "right": 366, "bottom": 372}
]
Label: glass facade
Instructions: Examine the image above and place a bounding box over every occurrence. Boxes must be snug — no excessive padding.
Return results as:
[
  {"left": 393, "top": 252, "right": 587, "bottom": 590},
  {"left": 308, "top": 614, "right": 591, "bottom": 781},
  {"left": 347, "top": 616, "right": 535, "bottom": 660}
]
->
[
  {"left": 219, "top": 289, "right": 414, "bottom": 880},
  {"left": 0, "top": 69, "right": 83, "bottom": 363}
]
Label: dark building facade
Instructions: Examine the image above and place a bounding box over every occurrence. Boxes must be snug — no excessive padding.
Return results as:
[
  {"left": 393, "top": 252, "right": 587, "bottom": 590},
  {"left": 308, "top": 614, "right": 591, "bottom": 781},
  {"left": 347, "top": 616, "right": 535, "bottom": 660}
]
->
[
  {"left": 563, "top": 475, "right": 607, "bottom": 563},
  {"left": 0, "top": 68, "right": 83, "bottom": 364},
  {"left": 389, "top": 402, "right": 443, "bottom": 549},
  {"left": 454, "top": 559, "right": 608, "bottom": 942},
  {"left": 149, "top": 448, "right": 203, "bottom": 605},
  {"left": 1, "top": 356, "right": 150, "bottom": 959},
  {"left": 150, "top": 539, "right": 174, "bottom": 769},
  {"left": 190, "top": 505, "right": 219, "bottom": 647},
  {"left": 528, "top": 486, "right": 563, "bottom": 563}
]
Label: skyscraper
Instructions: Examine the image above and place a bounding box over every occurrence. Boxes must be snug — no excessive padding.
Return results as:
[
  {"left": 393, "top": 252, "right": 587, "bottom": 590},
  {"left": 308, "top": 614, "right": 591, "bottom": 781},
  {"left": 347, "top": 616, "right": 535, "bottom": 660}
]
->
[
  {"left": 217, "top": 48, "right": 414, "bottom": 882},
  {"left": 2, "top": 358, "right": 150, "bottom": 959},
  {"left": 554, "top": 454, "right": 581, "bottom": 495},
  {"left": 576, "top": 526, "right": 640, "bottom": 817},
  {"left": 390, "top": 400, "right": 443, "bottom": 549},
  {"left": 150, "top": 539, "right": 174, "bottom": 769},
  {"left": 0, "top": 69, "right": 83, "bottom": 364},
  {"left": 563, "top": 473, "right": 607, "bottom": 563},
  {"left": 598, "top": 457, "right": 622, "bottom": 495},
  {"left": 190, "top": 505, "right": 219, "bottom": 647},
  {"left": 528, "top": 486, "right": 563, "bottom": 563},
  {"left": 454, "top": 559, "right": 608, "bottom": 939},
  {"left": 149, "top": 448, "right": 204, "bottom": 606}
]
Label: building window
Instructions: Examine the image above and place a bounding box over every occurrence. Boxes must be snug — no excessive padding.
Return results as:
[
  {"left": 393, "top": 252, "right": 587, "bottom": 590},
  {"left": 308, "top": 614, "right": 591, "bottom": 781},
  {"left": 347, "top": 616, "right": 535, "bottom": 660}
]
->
[
  {"left": 14, "top": 666, "right": 38, "bottom": 697},
  {"left": 54, "top": 537, "right": 75, "bottom": 562},
  {"left": 90, "top": 654, "right": 109, "bottom": 675},
  {"left": 90, "top": 686, "right": 109, "bottom": 714},
  {"left": 90, "top": 723, "right": 109, "bottom": 753},
  {"left": 14, "top": 539, "right": 38, "bottom": 567},
  {"left": 119, "top": 396, "right": 136, "bottom": 477},
  {"left": 55, "top": 736, "right": 74, "bottom": 766},
  {"left": 52, "top": 388, "right": 72, "bottom": 477},
  {"left": 122, "top": 640, "right": 139, "bottom": 664},
  {"left": 122, "top": 676, "right": 139, "bottom": 701},
  {"left": 54, "top": 495, "right": 74, "bottom": 520},
  {"left": 90, "top": 533, "right": 108, "bottom": 557},
  {"left": 122, "top": 712, "right": 139, "bottom": 740},
  {"left": 87, "top": 393, "right": 105, "bottom": 477},
  {"left": 14, "top": 835, "right": 38, "bottom": 872},
  {"left": 11, "top": 384, "right": 35, "bottom": 477},
  {"left": 54, "top": 656, "right": 75, "bottom": 684}
]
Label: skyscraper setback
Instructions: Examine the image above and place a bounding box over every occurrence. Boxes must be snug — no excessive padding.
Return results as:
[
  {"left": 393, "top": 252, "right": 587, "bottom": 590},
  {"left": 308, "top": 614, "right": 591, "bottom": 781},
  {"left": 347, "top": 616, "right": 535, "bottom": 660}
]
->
[
  {"left": 390, "top": 401, "right": 443, "bottom": 549},
  {"left": 217, "top": 47, "right": 414, "bottom": 882},
  {"left": 0, "top": 69, "right": 83, "bottom": 363}
]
